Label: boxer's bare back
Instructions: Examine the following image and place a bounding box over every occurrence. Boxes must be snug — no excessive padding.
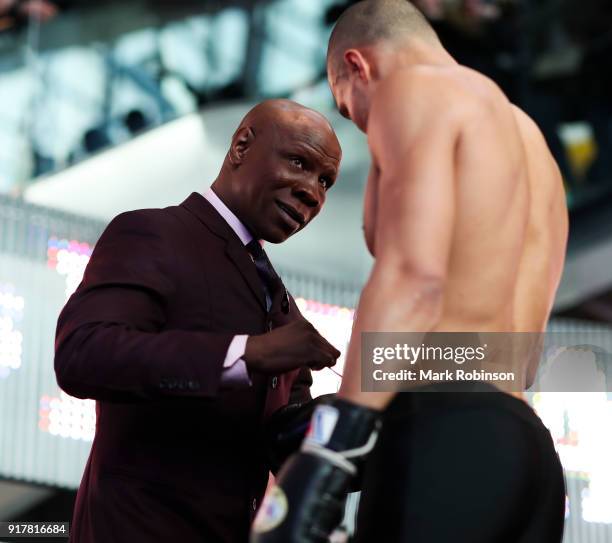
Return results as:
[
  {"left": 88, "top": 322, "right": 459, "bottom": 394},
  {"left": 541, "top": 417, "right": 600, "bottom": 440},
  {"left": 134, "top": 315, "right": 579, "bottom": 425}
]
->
[{"left": 338, "top": 65, "right": 568, "bottom": 406}]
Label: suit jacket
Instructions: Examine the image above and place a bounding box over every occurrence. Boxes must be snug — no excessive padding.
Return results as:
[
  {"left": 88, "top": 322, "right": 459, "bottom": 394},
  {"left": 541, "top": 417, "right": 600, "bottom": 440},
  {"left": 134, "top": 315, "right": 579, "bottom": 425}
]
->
[{"left": 54, "top": 192, "right": 313, "bottom": 543}]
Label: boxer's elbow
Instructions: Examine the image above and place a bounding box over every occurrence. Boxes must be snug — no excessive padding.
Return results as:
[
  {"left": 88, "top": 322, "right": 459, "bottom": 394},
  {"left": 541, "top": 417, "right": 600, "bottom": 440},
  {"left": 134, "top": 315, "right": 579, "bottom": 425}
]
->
[
  {"left": 366, "top": 262, "right": 445, "bottom": 330},
  {"left": 396, "top": 275, "right": 445, "bottom": 329},
  {"left": 371, "top": 258, "right": 445, "bottom": 299}
]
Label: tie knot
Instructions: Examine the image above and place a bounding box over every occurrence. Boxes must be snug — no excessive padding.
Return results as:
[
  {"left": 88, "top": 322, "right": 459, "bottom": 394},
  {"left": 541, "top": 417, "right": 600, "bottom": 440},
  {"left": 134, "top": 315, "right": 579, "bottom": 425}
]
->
[
  {"left": 246, "top": 239, "right": 265, "bottom": 260},
  {"left": 245, "top": 239, "right": 285, "bottom": 312}
]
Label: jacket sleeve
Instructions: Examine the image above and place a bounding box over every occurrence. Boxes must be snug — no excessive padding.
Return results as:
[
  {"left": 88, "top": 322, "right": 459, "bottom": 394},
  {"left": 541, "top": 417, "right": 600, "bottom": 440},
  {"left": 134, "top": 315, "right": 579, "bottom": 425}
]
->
[{"left": 54, "top": 210, "right": 233, "bottom": 402}]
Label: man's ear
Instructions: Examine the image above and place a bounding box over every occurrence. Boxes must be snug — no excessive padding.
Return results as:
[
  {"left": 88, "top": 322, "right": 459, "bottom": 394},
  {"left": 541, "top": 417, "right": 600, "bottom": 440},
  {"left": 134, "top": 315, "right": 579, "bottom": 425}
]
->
[
  {"left": 344, "top": 49, "right": 371, "bottom": 83},
  {"left": 228, "top": 126, "right": 255, "bottom": 167}
]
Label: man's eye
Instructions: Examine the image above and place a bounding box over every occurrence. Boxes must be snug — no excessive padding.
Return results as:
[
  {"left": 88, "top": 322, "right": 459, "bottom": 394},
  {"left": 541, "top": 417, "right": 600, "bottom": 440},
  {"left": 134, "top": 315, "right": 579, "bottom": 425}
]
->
[{"left": 290, "top": 157, "right": 304, "bottom": 168}]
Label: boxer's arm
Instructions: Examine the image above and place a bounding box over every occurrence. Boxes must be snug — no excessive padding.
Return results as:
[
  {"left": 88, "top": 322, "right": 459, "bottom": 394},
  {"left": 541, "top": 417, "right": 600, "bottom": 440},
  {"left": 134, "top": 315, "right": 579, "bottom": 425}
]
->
[
  {"left": 251, "top": 75, "right": 464, "bottom": 542},
  {"left": 251, "top": 75, "right": 462, "bottom": 543},
  {"left": 339, "top": 72, "right": 461, "bottom": 409}
]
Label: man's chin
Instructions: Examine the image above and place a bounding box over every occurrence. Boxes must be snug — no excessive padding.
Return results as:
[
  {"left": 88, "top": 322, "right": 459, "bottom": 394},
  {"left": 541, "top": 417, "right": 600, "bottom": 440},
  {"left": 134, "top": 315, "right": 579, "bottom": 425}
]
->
[
  {"left": 265, "top": 233, "right": 292, "bottom": 244},
  {"left": 266, "top": 221, "right": 303, "bottom": 243},
  {"left": 259, "top": 227, "right": 292, "bottom": 244}
]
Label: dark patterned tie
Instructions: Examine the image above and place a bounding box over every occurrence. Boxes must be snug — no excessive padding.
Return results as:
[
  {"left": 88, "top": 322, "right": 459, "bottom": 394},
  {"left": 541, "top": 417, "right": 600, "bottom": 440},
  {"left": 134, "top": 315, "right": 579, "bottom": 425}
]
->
[{"left": 246, "top": 240, "right": 289, "bottom": 314}]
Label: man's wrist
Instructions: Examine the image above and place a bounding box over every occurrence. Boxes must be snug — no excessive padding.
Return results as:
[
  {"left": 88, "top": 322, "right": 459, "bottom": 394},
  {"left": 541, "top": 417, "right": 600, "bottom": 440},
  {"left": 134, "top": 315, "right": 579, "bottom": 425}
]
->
[{"left": 243, "top": 335, "right": 261, "bottom": 371}]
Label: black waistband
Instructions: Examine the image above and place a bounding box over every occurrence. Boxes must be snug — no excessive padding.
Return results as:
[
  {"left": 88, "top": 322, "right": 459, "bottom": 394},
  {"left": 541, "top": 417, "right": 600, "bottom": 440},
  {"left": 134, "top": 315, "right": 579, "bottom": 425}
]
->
[{"left": 385, "top": 382, "right": 543, "bottom": 429}]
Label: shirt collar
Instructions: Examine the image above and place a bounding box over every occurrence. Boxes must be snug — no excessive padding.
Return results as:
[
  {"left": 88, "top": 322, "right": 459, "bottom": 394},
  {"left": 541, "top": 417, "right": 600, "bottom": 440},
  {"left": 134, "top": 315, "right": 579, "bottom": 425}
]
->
[{"left": 202, "top": 187, "right": 255, "bottom": 246}]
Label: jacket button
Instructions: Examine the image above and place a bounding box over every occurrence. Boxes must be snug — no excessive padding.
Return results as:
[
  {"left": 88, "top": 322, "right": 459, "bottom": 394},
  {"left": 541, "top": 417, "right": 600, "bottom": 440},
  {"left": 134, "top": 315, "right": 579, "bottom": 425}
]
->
[
  {"left": 188, "top": 380, "right": 200, "bottom": 390},
  {"left": 267, "top": 320, "right": 273, "bottom": 331},
  {"left": 252, "top": 498, "right": 257, "bottom": 511},
  {"left": 271, "top": 376, "right": 278, "bottom": 389}
]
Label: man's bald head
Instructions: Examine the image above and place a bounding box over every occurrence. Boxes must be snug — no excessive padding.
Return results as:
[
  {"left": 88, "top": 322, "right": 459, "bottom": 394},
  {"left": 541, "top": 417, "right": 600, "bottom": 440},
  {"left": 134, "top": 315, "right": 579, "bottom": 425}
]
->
[
  {"left": 239, "top": 99, "right": 333, "bottom": 128},
  {"left": 233, "top": 99, "right": 338, "bottom": 151},
  {"left": 327, "top": 0, "right": 440, "bottom": 78}
]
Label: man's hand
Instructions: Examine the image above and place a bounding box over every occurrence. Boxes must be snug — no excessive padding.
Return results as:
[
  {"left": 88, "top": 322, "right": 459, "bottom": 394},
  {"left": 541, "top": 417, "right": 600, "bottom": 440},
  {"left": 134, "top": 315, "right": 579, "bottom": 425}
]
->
[{"left": 244, "top": 320, "right": 340, "bottom": 374}]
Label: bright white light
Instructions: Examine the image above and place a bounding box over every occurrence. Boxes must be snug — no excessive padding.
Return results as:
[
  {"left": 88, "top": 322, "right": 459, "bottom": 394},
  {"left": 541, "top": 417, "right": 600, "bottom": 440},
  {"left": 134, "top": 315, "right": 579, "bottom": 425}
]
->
[
  {"left": 533, "top": 392, "right": 612, "bottom": 524},
  {"left": 47, "top": 237, "right": 92, "bottom": 299},
  {"left": 0, "top": 284, "right": 25, "bottom": 377},
  {"left": 39, "top": 391, "right": 96, "bottom": 442}
]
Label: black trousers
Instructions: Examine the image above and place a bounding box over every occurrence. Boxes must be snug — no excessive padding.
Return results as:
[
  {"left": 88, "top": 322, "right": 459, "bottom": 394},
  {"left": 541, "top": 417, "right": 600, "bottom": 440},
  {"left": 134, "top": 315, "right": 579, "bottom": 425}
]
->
[{"left": 354, "top": 383, "right": 566, "bottom": 543}]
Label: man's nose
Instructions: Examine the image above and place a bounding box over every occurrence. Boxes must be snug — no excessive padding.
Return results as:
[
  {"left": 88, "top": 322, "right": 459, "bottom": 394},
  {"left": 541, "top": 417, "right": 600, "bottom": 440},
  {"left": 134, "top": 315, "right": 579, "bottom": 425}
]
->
[{"left": 292, "top": 176, "right": 320, "bottom": 208}]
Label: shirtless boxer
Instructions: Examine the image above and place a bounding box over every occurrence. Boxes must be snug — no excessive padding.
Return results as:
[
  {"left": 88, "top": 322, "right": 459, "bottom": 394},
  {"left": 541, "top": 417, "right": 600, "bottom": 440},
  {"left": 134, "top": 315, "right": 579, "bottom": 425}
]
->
[{"left": 251, "top": 1, "right": 568, "bottom": 541}]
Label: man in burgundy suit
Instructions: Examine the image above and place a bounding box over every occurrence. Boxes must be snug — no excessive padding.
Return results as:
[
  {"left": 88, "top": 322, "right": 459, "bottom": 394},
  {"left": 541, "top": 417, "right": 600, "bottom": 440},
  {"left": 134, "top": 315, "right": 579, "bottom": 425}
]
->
[{"left": 54, "top": 99, "right": 342, "bottom": 543}]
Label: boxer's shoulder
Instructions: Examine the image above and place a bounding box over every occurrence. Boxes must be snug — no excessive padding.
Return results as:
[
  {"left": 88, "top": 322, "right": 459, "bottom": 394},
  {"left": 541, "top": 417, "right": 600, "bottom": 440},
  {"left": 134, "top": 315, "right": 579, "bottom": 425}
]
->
[
  {"left": 371, "top": 66, "right": 489, "bottom": 131},
  {"left": 510, "top": 104, "right": 548, "bottom": 149},
  {"left": 373, "top": 66, "right": 463, "bottom": 108}
]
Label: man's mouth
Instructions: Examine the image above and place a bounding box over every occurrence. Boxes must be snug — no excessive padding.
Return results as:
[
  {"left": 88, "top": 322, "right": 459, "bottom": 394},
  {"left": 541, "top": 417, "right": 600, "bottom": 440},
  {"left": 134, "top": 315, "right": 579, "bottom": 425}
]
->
[{"left": 275, "top": 201, "right": 305, "bottom": 226}]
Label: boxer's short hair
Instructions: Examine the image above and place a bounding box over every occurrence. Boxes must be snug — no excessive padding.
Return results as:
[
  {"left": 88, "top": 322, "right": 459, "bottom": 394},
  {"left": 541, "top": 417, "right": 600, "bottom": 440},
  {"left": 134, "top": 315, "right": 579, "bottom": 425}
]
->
[{"left": 327, "top": 0, "right": 440, "bottom": 78}]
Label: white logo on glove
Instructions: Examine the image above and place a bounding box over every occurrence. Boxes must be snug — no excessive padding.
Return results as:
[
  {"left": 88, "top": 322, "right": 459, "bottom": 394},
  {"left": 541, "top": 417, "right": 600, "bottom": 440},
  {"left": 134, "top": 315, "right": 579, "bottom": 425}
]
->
[{"left": 305, "top": 405, "right": 339, "bottom": 446}]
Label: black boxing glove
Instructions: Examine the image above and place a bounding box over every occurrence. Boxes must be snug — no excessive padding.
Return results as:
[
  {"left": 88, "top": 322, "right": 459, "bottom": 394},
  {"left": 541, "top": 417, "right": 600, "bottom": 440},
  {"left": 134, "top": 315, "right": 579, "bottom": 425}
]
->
[
  {"left": 250, "top": 397, "right": 382, "bottom": 543},
  {"left": 264, "top": 394, "right": 335, "bottom": 475}
]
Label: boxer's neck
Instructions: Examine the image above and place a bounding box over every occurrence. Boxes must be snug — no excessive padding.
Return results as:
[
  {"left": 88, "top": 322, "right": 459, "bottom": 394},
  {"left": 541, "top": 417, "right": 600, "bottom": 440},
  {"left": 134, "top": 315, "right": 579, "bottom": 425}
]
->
[{"left": 374, "top": 39, "right": 458, "bottom": 79}]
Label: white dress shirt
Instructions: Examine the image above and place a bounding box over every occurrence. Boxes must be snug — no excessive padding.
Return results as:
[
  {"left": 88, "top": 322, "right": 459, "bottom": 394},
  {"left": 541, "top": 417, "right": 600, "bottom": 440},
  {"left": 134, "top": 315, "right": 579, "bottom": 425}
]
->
[{"left": 202, "top": 187, "right": 252, "bottom": 388}]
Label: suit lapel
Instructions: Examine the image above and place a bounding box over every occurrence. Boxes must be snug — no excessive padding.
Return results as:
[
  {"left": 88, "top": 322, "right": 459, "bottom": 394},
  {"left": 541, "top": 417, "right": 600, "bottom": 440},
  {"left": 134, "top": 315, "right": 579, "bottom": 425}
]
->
[{"left": 181, "top": 192, "right": 267, "bottom": 311}]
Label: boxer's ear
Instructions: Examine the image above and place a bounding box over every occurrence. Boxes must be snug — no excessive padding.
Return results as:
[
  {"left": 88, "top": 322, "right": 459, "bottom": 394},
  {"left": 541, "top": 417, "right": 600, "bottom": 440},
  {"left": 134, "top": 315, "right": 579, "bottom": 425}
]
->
[
  {"left": 344, "top": 49, "right": 371, "bottom": 83},
  {"left": 228, "top": 126, "right": 255, "bottom": 167}
]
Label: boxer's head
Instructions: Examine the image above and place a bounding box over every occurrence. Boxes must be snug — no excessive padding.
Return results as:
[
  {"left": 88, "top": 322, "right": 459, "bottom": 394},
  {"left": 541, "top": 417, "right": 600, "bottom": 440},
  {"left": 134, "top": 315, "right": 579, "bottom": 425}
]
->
[
  {"left": 327, "top": 0, "right": 444, "bottom": 132},
  {"left": 213, "top": 99, "right": 341, "bottom": 243}
]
